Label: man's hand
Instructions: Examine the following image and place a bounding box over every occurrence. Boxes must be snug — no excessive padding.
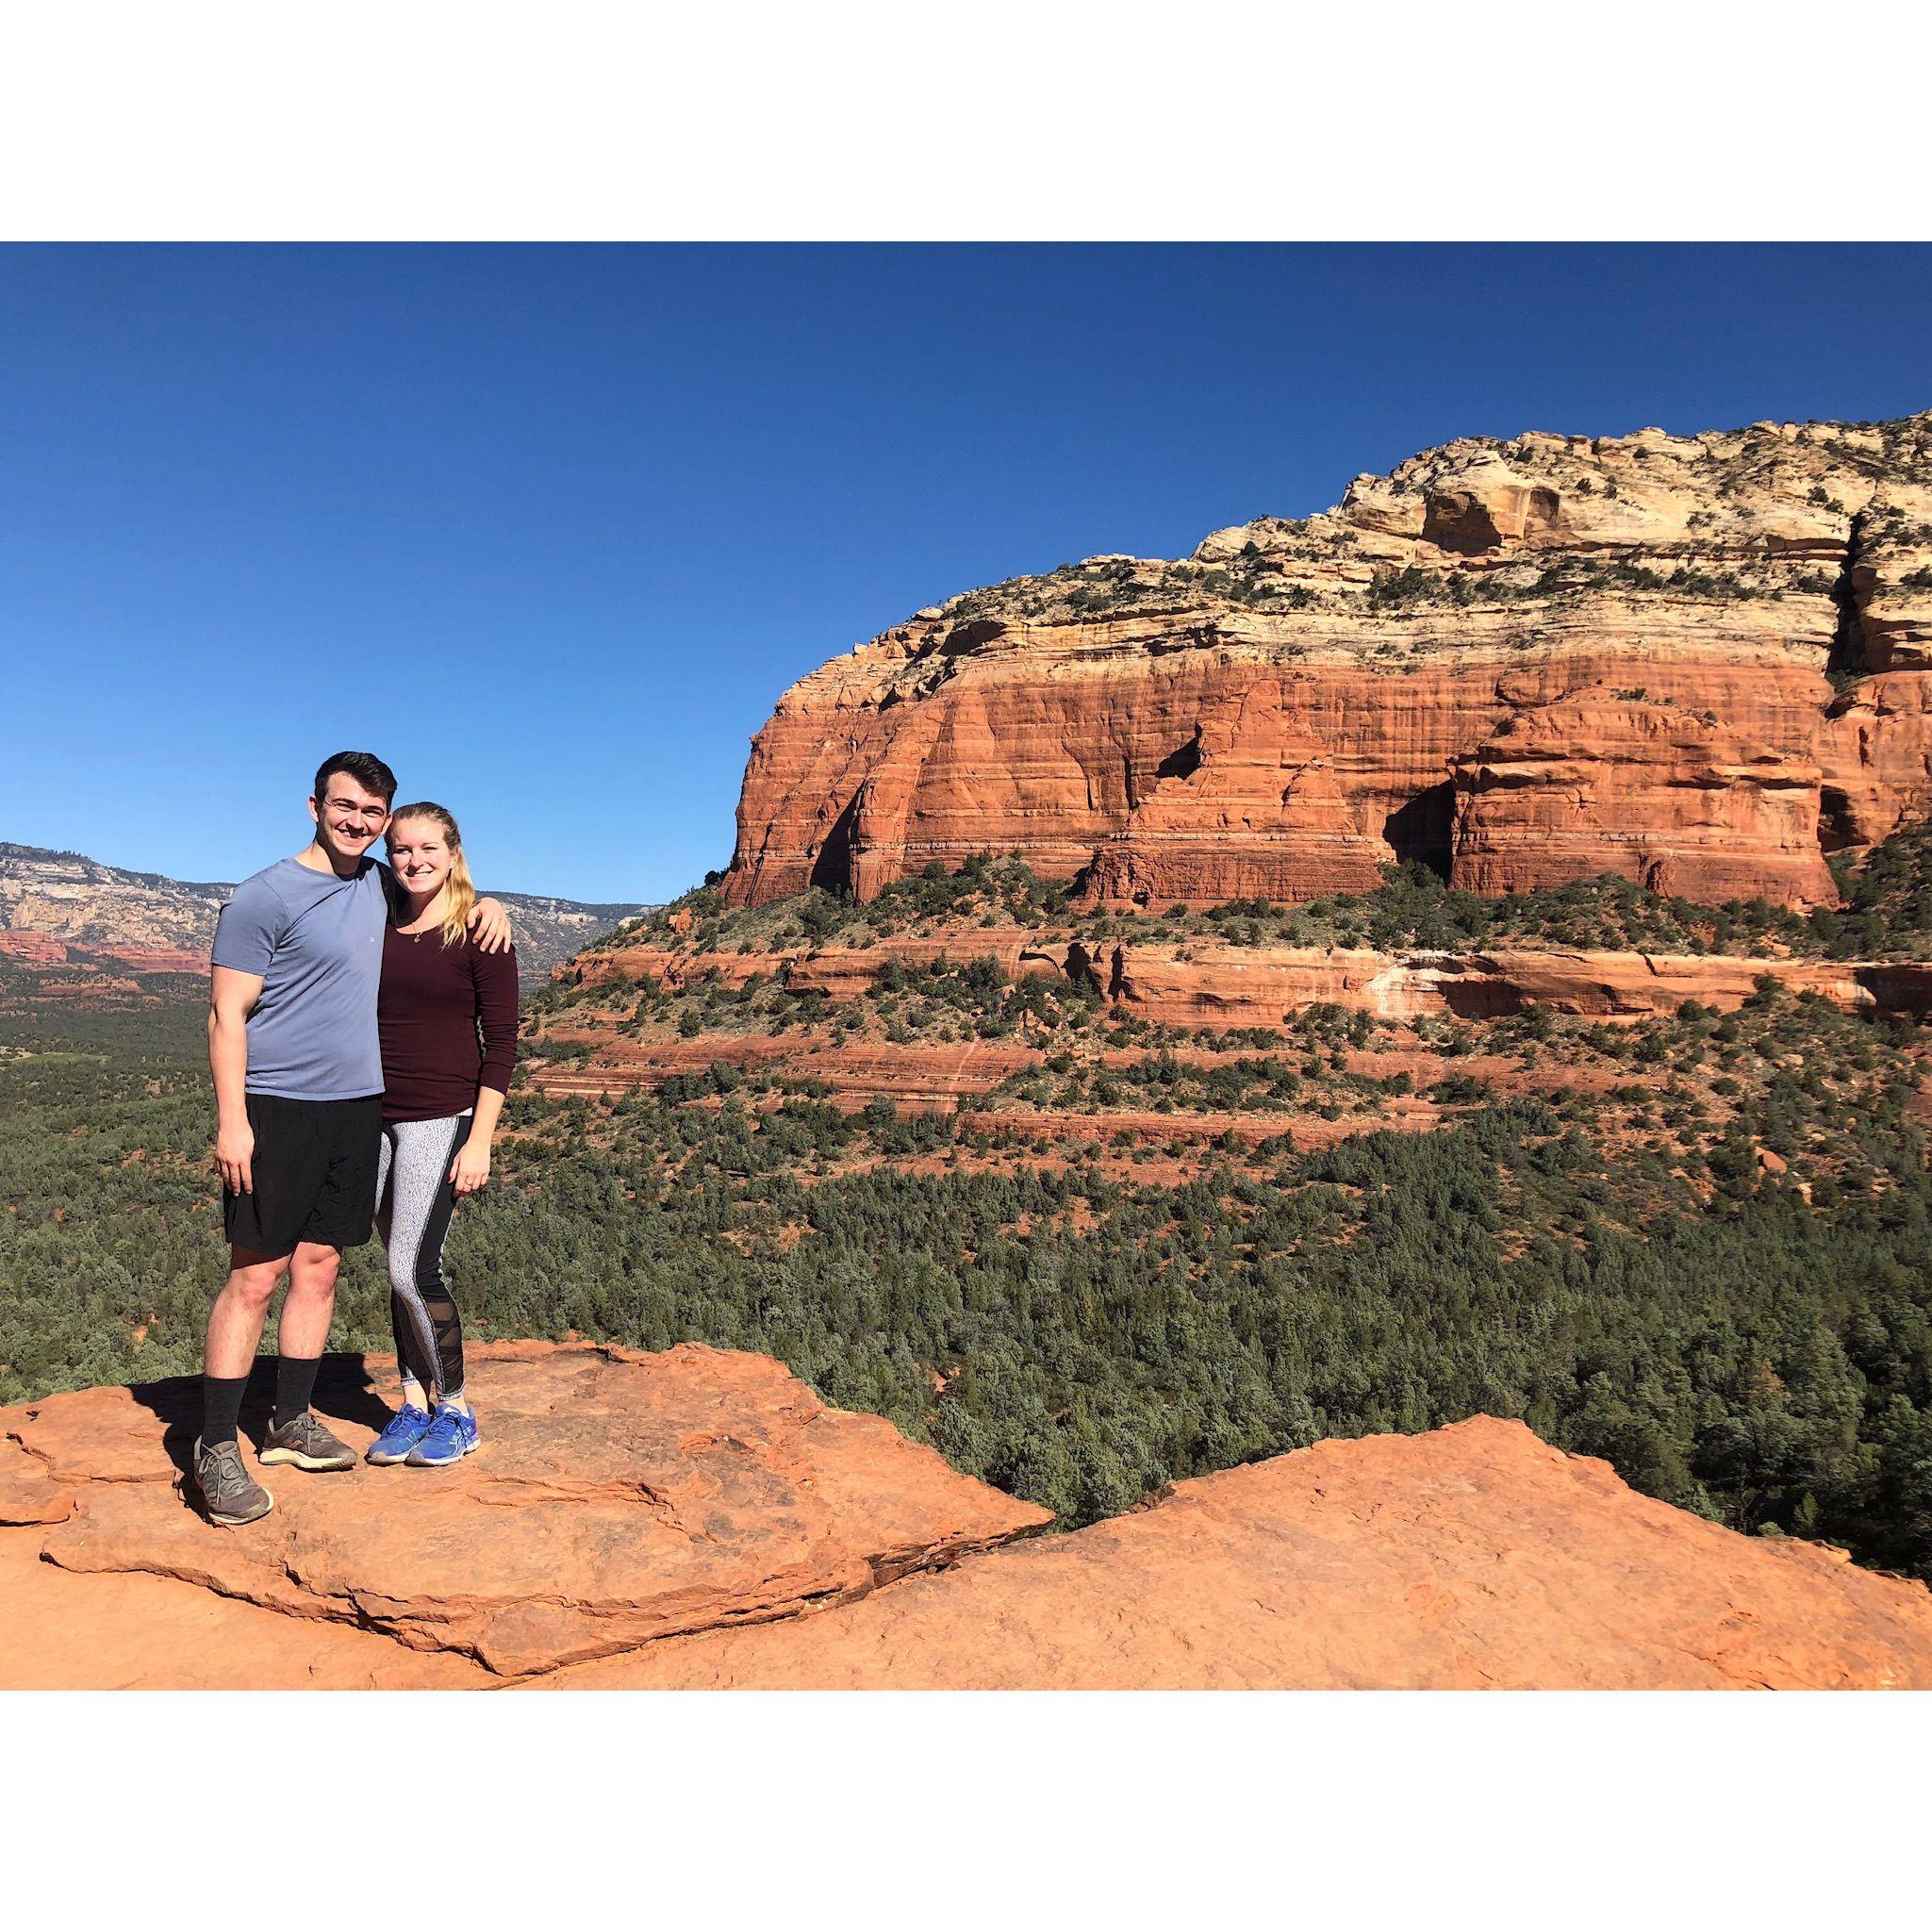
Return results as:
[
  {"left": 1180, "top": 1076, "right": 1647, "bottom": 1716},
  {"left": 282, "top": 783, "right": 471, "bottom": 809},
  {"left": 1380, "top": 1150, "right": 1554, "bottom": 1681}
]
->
[
  {"left": 217, "top": 1119, "right": 256, "bottom": 1196},
  {"left": 469, "top": 896, "right": 513, "bottom": 953},
  {"left": 450, "top": 1136, "right": 491, "bottom": 1197}
]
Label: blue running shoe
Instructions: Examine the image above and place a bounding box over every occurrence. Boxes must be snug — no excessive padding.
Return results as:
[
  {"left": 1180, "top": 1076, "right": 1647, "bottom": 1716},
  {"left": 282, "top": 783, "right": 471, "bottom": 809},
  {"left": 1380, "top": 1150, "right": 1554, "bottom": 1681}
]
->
[
  {"left": 366, "top": 1403, "right": 433, "bottom": 1466},
  {"left": 407, "top": 1404, "right": 480, "bottom": 1468}
]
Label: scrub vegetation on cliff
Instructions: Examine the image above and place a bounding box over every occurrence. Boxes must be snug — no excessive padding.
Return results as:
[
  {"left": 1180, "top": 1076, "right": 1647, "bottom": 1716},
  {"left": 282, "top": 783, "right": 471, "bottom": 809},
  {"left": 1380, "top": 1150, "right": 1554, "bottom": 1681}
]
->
[{"left": 585, "top": 814, "right": 1932, "bottom": 971}]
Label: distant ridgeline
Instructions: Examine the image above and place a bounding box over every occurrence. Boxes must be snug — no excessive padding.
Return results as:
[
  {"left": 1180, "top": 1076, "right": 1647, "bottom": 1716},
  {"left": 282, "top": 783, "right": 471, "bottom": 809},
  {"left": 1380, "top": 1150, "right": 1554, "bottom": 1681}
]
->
[{"left": 0, "top": 841, "right": 652, "bottom": 982}]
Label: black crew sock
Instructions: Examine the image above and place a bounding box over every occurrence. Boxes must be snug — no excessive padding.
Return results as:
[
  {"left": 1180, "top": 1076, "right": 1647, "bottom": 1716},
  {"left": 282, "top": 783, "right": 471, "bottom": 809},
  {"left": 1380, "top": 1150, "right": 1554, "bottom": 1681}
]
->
[
  {"left": 272, "top": 1354, "right": 322, "bottom": 1428},
  {"left": 202, "top": 1374, "right": 250, "bottom": 1449}
]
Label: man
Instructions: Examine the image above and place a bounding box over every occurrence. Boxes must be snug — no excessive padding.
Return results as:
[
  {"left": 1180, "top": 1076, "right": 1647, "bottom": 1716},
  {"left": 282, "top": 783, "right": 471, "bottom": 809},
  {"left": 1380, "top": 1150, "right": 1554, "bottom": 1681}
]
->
[{"left": 193, "top": 751, "right": 512, "bottom": 1526}]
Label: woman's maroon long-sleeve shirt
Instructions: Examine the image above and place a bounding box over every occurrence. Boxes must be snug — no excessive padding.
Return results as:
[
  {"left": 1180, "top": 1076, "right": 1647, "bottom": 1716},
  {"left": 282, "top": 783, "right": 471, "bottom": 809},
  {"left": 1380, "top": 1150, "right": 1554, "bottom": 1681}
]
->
[{"left": 377, "top": 925, "right": 520, "bottom": 1122}]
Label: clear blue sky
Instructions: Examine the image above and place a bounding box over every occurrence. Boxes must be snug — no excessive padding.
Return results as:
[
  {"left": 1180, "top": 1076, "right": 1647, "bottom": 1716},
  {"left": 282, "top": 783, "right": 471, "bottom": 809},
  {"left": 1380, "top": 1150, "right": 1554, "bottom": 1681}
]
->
[{"left": 5, "top": 243, "right": 1929, "bottom": 902}]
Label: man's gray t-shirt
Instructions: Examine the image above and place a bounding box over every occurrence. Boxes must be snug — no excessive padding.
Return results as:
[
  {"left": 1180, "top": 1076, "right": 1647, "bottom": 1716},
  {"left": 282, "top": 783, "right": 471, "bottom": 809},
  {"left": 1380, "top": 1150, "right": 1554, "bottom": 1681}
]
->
[{"left": 211, "top": 856, "right": 387, "bottom": 1100}]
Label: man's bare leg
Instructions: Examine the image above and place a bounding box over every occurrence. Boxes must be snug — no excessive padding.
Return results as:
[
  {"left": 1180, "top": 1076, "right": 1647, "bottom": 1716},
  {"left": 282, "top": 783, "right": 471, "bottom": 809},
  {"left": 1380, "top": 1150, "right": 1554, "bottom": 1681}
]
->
[
  {"left": 200, "top": 1240, "right": 344, "bottom": 1441},
  {"left": 196, "top": 1247, "right": 287, "bottom": 1520},
  {"left": 255, "top": 1241, "right": 356, "bottom": 1471},
  {"left": 278, "top": 1241, "right": 341, "bottom": 1360},
  {"left": 272, "top": 1241, "right": 341, "bottom": 1421},
  {"left": 206, "top": 1246, "right": 290, "bottom": 1380}
]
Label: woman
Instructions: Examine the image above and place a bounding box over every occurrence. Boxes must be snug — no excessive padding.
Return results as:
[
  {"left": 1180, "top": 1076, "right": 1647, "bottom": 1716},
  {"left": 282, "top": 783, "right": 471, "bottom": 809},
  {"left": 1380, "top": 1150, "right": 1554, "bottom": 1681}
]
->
[{"left": 364, "top": 802, "right": 519, "bottom": 1468}]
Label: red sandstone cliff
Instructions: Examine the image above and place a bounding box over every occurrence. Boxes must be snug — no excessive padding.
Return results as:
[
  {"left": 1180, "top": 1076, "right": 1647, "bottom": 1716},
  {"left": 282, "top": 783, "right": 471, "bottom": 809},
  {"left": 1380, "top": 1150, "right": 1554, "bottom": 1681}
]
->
[
  {"left": 725, "top": 414, "right": 1932, "bottom": 911},
  {"left": 6, "top": 1344, "right": 1930, "bottom": 1690}
]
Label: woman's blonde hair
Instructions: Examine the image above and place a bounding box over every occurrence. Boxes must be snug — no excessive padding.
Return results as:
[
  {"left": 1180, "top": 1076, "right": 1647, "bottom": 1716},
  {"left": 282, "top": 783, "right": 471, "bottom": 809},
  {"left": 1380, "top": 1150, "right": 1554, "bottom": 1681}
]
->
[{"left": 388, "top": 801, "right": 476, "bottom": 948}]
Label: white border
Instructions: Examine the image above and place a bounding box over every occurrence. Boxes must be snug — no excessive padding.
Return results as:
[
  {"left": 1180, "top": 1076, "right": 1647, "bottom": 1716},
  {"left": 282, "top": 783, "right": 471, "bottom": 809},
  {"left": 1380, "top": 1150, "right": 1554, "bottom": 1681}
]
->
[
  {"left": 4, "top": 2, "right": 1927, "bottom": 1911},
  {"left": 1, "top": 3, "right": 1927, "bottom": 240},
  {"left": 4, "top": 1691, "right": 1924, "bottom": 1922}
]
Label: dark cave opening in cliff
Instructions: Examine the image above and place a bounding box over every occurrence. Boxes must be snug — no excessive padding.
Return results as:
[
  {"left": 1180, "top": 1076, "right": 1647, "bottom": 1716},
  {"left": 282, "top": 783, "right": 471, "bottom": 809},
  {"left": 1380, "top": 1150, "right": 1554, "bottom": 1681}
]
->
[
  {"left": 1154, "top": 730, "right": 1203, "bottom": 784},
  {"left": 809, "top": 794, "right": 862, "bottom": 894},
  {"left": 1818, "top": 784, "right": 1861, "bottom": 855},
  {"left": 1382, "top": 780, "right": 1456, "bottom": 880},
  {"left": 1825, "top": 511, "right": 1870, "bottom": 684}
]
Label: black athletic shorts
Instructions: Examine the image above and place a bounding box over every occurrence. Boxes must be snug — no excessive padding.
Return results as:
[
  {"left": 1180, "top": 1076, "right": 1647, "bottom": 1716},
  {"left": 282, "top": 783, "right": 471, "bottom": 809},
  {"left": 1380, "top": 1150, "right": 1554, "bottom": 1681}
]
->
[{"left": 223, "top": 1092, "right": 382, "bottom": 1258}]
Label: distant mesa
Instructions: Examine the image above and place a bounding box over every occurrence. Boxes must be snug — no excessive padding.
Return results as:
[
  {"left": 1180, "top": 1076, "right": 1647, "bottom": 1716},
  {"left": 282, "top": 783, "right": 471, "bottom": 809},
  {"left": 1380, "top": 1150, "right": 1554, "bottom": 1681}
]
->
[{"left": 723, "top": 411, "right": 1932, "bottom": 913}]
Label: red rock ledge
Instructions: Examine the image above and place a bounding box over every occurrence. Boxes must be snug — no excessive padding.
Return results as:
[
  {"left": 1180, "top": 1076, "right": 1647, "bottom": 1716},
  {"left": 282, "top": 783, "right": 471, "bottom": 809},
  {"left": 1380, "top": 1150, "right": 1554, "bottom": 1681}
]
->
[{"left": 4, "top": 1344, "right": 1929, "bottom": 1690}]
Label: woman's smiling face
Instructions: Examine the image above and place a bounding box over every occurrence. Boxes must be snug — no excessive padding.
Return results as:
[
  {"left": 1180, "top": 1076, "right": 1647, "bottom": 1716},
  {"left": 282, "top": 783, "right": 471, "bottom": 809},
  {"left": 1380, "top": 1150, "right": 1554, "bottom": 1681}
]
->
[{"left": 388, "top": 817, "right": 454, "bottom": 899}]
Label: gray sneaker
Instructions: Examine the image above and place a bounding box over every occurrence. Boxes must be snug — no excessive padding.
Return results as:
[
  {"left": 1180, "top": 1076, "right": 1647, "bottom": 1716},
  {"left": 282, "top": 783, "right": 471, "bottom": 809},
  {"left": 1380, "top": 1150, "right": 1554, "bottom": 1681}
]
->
[
  {"left": 259, "top": 1410, "right": 357, "bottom": 1473},
  {"left": 192, "top": 1436, "right": 273, "bottom": 1527}
]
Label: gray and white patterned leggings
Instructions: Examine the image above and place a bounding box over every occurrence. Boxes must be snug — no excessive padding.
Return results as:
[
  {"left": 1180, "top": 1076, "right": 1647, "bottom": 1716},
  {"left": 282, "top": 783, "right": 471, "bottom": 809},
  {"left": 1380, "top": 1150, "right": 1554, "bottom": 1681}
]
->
[{"left": 373, "top": 1113, "right": 471, "bottom": 1402}]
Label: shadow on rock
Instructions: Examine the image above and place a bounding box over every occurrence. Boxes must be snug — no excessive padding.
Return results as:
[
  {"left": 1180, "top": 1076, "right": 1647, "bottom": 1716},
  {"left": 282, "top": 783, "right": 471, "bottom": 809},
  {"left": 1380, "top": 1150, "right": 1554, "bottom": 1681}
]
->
[{"left": 124, "top": 1351, "right": 391, "bottom": 1480}]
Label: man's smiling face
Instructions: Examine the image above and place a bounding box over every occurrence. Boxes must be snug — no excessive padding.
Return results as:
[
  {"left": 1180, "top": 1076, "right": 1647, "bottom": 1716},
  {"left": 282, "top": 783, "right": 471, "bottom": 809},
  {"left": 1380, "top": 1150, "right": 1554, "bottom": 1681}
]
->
[{"left": 308, "top": 772, "right": 392, "bottom": 866}]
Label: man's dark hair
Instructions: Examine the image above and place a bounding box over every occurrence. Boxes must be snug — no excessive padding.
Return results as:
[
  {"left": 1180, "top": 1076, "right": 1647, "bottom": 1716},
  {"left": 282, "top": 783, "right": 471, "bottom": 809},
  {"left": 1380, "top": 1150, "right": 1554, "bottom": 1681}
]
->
[{"left": 313, "top": 751, "right": 398, "bottom": 805}]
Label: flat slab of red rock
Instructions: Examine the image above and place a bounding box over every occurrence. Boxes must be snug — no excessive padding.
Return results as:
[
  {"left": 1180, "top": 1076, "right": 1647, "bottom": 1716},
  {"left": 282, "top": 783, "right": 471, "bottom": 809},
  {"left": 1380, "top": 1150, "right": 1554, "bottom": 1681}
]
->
[
  {"left": 531, "top": 1417, "right": 1932, "bottom": 1690},
  {"left": 10, "top": 1358, "right": 1932, "bottom": 1689},
  {"left": 0, "top": 1533, "right": 487, "bottom": 1690},
  {"left": 4, "top": 1342, "right": 1049, "bottom": 1678}
]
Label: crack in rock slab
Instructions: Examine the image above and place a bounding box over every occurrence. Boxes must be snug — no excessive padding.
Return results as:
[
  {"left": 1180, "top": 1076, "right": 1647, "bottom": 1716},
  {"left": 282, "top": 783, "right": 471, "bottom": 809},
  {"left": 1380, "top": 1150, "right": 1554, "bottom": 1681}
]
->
[{"left": 0, "top": 1438, "right": 76, "bottom": 1525}]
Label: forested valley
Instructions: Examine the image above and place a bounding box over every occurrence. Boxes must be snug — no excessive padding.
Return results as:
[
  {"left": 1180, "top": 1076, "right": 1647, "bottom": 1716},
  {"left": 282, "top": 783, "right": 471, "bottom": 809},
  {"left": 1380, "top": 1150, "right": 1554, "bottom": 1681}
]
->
[{"left": 7, "top": 933, "right": 1932, "bottom": 1583}]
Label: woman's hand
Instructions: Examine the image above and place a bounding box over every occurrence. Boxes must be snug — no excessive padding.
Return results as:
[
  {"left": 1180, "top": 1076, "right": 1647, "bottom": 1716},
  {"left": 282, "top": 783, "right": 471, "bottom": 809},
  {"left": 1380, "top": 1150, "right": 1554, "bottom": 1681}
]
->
[{"left": 450, "top": 1135, "right": 492, "bottom": 1197}]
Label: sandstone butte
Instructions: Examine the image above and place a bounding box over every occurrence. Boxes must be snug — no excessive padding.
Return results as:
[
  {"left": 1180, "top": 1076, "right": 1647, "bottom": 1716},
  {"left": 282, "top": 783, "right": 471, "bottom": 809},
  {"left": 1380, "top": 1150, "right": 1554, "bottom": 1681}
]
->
[
  {"left": 724, "top": 412, "right": 1932, "bottom": 914},
  {"left": 6, "top": 1342, "right": 1932, "bottom": 1691}
]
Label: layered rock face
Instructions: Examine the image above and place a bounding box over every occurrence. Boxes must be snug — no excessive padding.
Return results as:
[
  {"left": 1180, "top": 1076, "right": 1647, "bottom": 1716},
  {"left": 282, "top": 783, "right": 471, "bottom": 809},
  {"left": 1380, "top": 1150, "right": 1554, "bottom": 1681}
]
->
[
  {"left": 563, "top": 931, "right": 1932, "bottom": 1034},
  {"left": 8, "top": 1346, "right": 1931, "bottom": 1690},
  {"left": 0, "top": 844, "right": 230, "bottom": 972},
  {"left": 727, "top": 414, "right": 1932, "bottom": 911}
]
